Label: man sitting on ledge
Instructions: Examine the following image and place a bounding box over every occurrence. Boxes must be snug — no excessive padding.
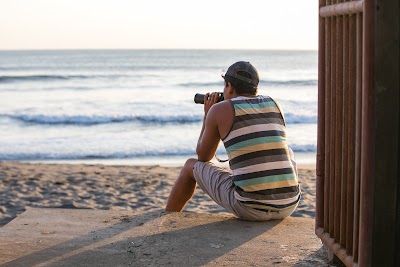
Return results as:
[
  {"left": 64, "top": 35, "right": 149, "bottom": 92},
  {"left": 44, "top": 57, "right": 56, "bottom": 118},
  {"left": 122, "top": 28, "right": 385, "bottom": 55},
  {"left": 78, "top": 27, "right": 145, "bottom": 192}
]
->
[{"left": 166, "top": 61, "right": 300, "bottom": 221}]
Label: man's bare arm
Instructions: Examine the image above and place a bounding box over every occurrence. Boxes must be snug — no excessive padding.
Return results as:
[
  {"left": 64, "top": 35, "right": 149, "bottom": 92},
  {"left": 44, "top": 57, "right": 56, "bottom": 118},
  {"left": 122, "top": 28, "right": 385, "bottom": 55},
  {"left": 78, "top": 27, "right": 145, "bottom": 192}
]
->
[{"left": 196, "top": 93, "right": 222, "bottom": 162}]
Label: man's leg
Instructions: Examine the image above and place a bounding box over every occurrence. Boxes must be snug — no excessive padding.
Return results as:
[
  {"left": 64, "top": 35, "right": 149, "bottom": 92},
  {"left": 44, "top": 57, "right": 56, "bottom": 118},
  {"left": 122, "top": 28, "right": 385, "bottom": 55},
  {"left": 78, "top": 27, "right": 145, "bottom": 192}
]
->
[{"left": 165, "top": 158, "right": 197, "bottom": 212}]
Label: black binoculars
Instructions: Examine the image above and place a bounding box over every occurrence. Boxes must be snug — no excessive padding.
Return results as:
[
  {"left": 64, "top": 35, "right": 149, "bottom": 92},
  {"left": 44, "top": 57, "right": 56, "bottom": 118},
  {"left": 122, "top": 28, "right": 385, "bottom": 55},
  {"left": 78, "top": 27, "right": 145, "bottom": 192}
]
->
[{"left": 194, "top": 93, "right": 224, "bottom": 104}]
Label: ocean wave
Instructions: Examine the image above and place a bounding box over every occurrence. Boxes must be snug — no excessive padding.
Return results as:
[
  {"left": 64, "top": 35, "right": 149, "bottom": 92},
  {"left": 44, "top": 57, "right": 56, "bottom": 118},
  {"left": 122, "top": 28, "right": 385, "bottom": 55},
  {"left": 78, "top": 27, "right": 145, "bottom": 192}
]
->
[
  {"left": 0, "top": 74, "right": 128, "bottom": 83},
  {"left": 179, "top": 81, "right": 222, "bottom": 87},
  {"left": 289, "top": 144, "right": 317, "bottom": 152},
  {"left": 284, "top": 113, "right": 317, "bottom": 124},
  {"left": 0, "top": 145, "right": 316, "bottom": 161},
  {"left": 0, "top": 150, "right": 197, "bottom": 160},
  {"left": 6, "top": 114, "right": 203, "bottom": 125},
  {"left": 266, "top": 79, "right": 318, "bottom": 87},
  {"left": 1, "top": 74, "right": 317, "bottom": 87},
  {"left": 0, "top": 75, "right": 86, "bottom": 83},
  {"left": 4, "top": 112, "right": 316, "bottom": 126},
  {"left": 179, "top": 79, "right": 317, "bottom": 88}
]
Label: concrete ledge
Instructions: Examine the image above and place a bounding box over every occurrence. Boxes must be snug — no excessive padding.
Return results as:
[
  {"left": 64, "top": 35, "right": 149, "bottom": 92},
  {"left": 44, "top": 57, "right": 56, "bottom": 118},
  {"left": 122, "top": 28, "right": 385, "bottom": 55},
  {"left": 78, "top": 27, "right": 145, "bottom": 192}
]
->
[{"left": 0, "top": 208, "right": 331, "bottom": 266}]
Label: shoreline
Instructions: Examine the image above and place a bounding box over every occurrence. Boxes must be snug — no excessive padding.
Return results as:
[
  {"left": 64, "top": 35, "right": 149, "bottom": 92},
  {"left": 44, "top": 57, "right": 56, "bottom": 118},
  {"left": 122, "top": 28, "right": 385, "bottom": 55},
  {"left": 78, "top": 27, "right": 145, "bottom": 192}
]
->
[
  {"left": 16, "top": 151, "right": 316, "bottom": 168},
  {"left": 0, "top": 160, "right": 316, "bottom": 227}
]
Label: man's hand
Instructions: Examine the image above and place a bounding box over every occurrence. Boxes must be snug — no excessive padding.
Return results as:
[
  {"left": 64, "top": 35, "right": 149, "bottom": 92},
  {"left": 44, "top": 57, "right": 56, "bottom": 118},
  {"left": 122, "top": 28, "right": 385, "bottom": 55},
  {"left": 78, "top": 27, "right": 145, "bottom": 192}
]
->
[{"left": 204, "top": 92, "right": 221, "bottom": 116}]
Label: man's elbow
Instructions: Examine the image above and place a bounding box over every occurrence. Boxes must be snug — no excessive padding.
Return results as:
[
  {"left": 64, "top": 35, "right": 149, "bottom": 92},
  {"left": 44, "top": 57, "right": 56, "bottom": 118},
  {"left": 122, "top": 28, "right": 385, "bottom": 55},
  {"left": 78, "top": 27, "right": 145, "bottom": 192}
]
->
[
  {"left": 196, "top": 148, "right": 212, "bottom": 162},
  {"left": 197, "top": 156, "right": 211, "bottom": 162}
]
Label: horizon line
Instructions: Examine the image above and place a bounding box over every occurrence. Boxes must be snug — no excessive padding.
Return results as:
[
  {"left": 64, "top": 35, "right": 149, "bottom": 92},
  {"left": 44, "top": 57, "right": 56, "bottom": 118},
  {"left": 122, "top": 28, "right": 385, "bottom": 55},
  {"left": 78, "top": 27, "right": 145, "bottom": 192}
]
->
[{"left": 0, "top": 48, "right": 318, "bottom": 52}]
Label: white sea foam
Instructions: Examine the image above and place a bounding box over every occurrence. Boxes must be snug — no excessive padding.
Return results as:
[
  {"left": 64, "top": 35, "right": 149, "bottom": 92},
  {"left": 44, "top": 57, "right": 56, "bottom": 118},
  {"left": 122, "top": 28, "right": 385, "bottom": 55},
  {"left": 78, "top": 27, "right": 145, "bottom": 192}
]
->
[{"left": 2, "top": 112, "right": 316, "bottom": 126}]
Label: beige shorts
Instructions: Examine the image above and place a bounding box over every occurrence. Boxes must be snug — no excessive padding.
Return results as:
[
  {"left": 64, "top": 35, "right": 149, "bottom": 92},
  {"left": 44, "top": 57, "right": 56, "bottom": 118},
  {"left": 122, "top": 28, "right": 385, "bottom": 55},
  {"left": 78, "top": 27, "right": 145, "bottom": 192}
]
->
[{"left": 193, "top": 161, "right": 298, "bottom": 221}]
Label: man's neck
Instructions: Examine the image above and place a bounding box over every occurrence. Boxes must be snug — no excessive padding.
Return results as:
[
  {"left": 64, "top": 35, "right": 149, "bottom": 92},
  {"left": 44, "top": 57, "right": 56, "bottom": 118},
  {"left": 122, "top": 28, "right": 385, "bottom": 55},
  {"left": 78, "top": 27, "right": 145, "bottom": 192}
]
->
[{"left": 236, "top": 93, "right": 257, "bottom": 98}]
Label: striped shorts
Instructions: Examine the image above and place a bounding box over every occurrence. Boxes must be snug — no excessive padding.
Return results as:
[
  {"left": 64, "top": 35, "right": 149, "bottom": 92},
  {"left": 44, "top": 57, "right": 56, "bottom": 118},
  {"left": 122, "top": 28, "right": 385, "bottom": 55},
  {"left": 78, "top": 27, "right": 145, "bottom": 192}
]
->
[{"left": 193, "top": 161, "right": 298, "bottom": 221}]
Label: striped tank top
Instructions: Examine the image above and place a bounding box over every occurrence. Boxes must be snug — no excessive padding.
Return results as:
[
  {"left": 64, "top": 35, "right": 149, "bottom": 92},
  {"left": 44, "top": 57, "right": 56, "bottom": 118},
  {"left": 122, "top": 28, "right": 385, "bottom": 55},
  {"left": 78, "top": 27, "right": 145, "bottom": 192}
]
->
[{"left": 223, "top": 95, "right": 300, "bottom": 211}]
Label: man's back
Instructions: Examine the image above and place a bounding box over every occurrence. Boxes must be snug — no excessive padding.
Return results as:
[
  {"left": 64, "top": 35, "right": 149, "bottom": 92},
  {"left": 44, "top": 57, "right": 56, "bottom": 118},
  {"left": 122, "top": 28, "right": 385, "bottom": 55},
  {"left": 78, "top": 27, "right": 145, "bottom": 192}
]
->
[{"left": 220, "top": 95, "right": 300, "bottom": 211}]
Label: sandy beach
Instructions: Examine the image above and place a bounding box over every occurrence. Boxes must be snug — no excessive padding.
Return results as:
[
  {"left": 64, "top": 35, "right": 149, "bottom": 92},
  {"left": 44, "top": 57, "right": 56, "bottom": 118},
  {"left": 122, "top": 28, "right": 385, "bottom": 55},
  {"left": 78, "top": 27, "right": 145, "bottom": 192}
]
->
[{"left": 0, "top": 161, "right": 316, "bottom": 227}]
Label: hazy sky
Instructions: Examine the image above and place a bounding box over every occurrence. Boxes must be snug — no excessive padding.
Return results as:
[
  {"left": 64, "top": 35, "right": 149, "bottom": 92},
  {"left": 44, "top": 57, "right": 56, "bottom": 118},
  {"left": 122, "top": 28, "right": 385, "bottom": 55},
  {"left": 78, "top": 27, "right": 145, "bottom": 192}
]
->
[{"left": 0, "top": 0, "right": 318, "bottom": 50}]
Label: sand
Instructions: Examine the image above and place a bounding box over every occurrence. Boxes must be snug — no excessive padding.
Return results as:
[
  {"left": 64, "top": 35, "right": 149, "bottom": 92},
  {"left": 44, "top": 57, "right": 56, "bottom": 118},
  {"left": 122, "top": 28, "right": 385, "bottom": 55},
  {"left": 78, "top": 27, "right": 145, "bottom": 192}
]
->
[{"left": 0, "top": 161, "right": 316, "bottom": 227}]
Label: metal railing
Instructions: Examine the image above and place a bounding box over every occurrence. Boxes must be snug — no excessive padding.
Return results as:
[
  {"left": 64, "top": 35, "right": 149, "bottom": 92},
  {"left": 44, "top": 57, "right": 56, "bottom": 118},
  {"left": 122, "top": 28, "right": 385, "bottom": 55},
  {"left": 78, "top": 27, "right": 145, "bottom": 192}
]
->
[{"left": 315, "top": 1, "right": 375, "bottom": 266}]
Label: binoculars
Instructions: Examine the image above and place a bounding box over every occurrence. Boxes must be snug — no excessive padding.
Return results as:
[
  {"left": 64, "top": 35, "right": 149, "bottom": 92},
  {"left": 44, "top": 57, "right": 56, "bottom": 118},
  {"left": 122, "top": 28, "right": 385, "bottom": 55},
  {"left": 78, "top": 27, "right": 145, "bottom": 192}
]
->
[{"left": 194, "top": 93, "right": 224, "bottom": 104}]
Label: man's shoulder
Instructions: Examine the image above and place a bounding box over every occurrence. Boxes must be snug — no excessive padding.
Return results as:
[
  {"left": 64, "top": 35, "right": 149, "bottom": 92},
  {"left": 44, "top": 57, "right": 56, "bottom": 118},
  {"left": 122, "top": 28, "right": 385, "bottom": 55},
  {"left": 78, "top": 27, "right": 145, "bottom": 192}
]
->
[
  {"left": 209, "top": 100, "right": 234, "bottom": 132},
  {"left": 212, "top": 99, "right": 232, "bottom": 112}
]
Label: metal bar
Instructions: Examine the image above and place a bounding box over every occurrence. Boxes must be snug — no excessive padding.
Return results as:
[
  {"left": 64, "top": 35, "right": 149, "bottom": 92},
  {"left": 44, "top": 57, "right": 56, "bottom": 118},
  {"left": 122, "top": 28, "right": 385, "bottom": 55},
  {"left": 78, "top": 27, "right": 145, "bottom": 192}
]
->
[
  {"left": 324, "top": 1, "right": 332, "bottom": 231},
  {"left": 329, "top": 11, "right": 336, "bottom": 236},
  {"left": 340, "top": 13, "right": 349, "bottom": 248},
  {"left": 346, "top": 12, "right": 356, "bottom": 255},
  {"left": 334, "top": 9, "right": 343, "bottom": 242},
  {"left": 316, "top": 227, "right": 356, "bottom": 267},
  {"left": 358, "top": 0, "right": 376, "bottom": 264},
  {"left": 352, "top": 12, "right": 363, "bottom": 263},
  {"left": 316, "top": 0, "right": 326, "bottom": 230},
  {"left": 320, "top": 0, "right": 364, "bottom": 17}
]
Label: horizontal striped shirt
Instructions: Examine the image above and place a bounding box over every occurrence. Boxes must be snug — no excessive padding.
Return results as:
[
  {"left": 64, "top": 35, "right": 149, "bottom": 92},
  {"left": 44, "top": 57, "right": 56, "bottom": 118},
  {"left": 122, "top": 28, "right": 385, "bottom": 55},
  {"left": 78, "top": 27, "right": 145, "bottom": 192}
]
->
[{"left": 223, "top": 95, "right": 300, "bottom": 210}]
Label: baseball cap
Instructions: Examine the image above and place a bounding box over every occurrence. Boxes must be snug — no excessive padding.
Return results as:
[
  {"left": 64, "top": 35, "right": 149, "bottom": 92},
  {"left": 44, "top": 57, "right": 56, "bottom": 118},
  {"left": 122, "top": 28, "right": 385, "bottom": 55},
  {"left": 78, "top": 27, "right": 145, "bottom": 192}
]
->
[{"left": 222, "top": 61, "right": 259, "bottom": 87}]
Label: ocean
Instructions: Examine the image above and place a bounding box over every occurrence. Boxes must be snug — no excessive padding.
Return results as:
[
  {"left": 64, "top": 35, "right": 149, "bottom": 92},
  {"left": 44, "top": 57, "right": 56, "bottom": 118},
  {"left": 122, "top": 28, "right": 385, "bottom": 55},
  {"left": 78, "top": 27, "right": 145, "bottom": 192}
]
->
[{"left": 0, "top": 49, "right": 317, "bottom": 166}]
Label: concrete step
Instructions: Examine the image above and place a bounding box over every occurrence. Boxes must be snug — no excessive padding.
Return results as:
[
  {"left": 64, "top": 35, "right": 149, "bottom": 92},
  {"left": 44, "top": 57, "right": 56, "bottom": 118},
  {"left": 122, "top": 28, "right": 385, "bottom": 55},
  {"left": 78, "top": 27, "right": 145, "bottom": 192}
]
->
[{"left": 0, "top": 208, "right": 333, "bottom": 266}]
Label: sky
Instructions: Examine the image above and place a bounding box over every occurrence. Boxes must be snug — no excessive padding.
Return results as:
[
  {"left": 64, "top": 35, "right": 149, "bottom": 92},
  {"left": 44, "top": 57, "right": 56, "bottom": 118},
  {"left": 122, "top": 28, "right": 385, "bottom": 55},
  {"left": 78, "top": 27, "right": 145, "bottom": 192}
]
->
[{"left": 0, "top": 0, "right": 318, "bottom": 50}]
